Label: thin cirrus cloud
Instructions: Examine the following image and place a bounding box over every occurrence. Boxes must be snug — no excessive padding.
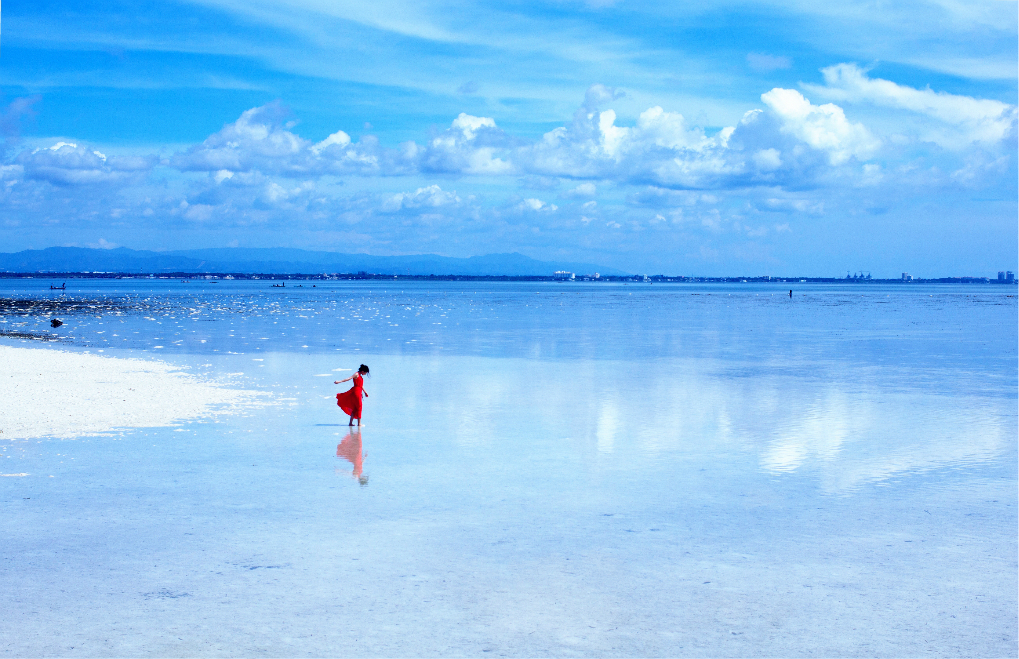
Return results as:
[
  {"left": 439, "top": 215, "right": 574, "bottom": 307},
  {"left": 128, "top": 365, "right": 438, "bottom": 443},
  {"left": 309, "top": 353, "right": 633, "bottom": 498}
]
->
[{"left": 747, "top": 53, "right": 792, "bottom": 72}]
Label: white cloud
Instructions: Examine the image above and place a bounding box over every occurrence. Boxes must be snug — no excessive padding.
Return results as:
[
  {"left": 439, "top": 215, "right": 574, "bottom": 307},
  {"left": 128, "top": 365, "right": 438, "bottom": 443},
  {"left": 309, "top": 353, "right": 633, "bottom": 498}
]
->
[
  {"left": 565, "top": 182, "right": 597, "bottom": 198},
  {"left": 760, "top": 88, "right": 880, "bottom": 164},
  {"left": 523, "top": 86, "right": 729, "bottom": 185},
  {"left": 174, "top": 102, "right": 309, "bottom": 173},
  {"left": 804, "top": 63, "right": 1018, "bottom": 148},
  {"left": 423, "top": 113, "right": 513, "bottom": 174},
  {"left": 6, "top": 71, "right": 1009, "bottom": 250},
  {"left": 160, "top": 87, "right": 891, "bottom": 193},
  {"left": 311, "top": 130, "right": 351, "bottom": 154},
  {"left": 752, "top": 148, "right": 782, "bottom": 171},
  {"left": 950, "top": 153, "right": 1011, "bottom": 186},
  {"left": 450, "top": 113, "right": 496, "bottom": 140},
  {"left": 382, "top": 185, "right": 462, "bottom": 212},
  {"left": 17, "top": 142, "right": 153, "bottom": 186},
  {"left": 517, "top": 197, "right": 557, "bottom": 212},
  {"left": 173, "top": 101, "right": 404, "bottom": 177}
]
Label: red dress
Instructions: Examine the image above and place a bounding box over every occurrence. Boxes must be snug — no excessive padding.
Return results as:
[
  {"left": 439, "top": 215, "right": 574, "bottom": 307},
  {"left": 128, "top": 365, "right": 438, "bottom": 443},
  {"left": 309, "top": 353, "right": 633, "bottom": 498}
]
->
[{"left": 336, "top": 373, "right": 364, "bottom": 419}]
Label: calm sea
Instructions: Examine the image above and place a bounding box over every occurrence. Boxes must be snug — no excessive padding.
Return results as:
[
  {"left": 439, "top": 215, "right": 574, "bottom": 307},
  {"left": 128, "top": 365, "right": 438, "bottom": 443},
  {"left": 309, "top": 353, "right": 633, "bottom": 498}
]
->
[{"left": 2, "top": 279, "right": 1016, "bottom": 656}]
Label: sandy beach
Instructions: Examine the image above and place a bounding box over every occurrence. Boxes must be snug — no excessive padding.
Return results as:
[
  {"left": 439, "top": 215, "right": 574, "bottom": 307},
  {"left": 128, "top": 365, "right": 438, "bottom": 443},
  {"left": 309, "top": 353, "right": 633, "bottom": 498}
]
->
[{"left": 0, "top": 344, "right": 264, "bottom": 441}]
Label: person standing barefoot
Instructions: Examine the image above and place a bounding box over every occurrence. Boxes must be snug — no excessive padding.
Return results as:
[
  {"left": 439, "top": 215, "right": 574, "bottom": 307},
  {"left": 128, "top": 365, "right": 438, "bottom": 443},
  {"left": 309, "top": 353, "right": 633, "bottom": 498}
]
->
[{"left": 335, "top": 364, "right": 369, "bottom": 426}]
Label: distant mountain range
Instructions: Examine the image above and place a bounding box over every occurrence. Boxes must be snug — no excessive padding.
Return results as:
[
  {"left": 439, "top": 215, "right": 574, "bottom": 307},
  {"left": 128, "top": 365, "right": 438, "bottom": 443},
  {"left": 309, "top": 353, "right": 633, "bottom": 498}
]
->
[{"left": 0, "top": 247, "right": 628, "bottom": 277}]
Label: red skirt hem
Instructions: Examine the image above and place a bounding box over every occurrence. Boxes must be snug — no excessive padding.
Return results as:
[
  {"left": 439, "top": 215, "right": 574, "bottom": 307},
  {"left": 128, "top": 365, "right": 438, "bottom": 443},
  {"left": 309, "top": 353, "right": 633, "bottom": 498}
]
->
[{"left": 336, "top": 388, "right": 363, "bottom": 419}]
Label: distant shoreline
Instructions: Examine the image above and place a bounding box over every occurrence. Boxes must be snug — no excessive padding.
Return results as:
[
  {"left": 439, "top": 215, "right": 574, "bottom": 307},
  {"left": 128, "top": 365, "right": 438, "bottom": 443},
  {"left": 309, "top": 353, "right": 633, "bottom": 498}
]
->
[{"left": 0, "top": 272, "right": 1015, "bottom": 285}]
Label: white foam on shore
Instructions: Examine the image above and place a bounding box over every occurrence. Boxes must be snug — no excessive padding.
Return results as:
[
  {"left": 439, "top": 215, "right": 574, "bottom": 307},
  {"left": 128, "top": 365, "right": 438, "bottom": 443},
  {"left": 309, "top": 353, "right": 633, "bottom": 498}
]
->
[{"left": 0, "top": 345, "right": 266, "bottom": 441}]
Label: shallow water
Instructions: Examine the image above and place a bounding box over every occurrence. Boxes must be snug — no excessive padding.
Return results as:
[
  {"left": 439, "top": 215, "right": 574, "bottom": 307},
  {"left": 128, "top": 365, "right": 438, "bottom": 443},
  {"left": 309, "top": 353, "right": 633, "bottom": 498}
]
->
[{"left": 1, "top": 280, "right": 1016, "bottom": 656}]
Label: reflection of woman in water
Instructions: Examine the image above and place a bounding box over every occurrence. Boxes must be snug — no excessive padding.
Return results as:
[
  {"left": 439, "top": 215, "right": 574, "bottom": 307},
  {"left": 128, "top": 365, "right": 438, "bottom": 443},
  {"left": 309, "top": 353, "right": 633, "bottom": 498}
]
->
[
  {"left": 336, "top": 429, "right": 367, "bottom": 485},
  {"left": 335, "top": 364, "right": 369, "bottom": 426}
]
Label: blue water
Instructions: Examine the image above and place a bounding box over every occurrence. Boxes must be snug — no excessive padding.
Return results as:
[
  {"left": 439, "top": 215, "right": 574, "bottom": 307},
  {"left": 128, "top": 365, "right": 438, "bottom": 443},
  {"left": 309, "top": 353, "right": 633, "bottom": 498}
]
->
[{"left": 1, "top": 280, "right": 1016, "bottom": 656}]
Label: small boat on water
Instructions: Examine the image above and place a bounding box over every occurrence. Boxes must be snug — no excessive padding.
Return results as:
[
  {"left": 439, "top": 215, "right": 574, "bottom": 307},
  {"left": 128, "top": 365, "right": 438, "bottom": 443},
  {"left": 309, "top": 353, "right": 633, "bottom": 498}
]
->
[{"left": 49, "top": 283, "right": 66, "bottom": 290}]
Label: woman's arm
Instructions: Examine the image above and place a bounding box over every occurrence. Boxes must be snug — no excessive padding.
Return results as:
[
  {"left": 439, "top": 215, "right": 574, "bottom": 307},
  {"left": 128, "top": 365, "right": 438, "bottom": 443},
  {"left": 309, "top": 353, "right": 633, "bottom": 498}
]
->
[{"left": 334, "top": 375, "right": 354, "bottom": 384}]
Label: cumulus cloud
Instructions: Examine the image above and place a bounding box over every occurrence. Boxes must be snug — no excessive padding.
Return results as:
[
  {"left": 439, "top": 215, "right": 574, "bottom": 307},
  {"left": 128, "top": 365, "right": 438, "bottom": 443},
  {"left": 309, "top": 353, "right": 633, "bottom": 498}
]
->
[
  {"left": 760, "top": 88, "right": 880, "bottom": 164},
  {"left": 752, "top": 148, "right": 782, "bottom": 171},
  {"left": 514, "top": 197, "right": 558, "bottom": 213},
  {"left": 1, "top": 69, "right": 1010, "bottom": 249},
  {"left": 311, "top": 130, "right": 351, "bottom": 154},
  {"left": 165, "top": 74, "right": 1003, "bottom": 195},
  {"left": 16, "top": 141, "right": 153, "bottom": 186},
  {"left": 422, "top": 113, "right": 513, "bottom": 174},
  {"left": 523, "top": 89, "right": 730, "bottom": 186},
  {"left": 805, "top": 63, "right": 1018, "bottom": 149},
  {"left": 513, "top": 83, "right": 885, "bottom": 189},
  {"left": 382, "top": 185, "right": 462, "bottom": 212},
  {"left": 173, "top": 100, "right": 413, "bottom": 177},
  {"left": 161, "top": 79, "right": 981, "bottom": 194},
  {"left": 173, "top": 102, "right": 308, "bottom": 174}
]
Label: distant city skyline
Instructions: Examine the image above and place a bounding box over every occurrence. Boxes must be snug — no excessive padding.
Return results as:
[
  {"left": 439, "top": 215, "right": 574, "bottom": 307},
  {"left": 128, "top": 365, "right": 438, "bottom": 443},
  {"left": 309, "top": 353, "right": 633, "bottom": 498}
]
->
[
  {"left": 0, "top": 246, "right": 1013, "bottom": 281},
  {"left": 0, "top": 0, "right": 1015, "bottom": 276}
]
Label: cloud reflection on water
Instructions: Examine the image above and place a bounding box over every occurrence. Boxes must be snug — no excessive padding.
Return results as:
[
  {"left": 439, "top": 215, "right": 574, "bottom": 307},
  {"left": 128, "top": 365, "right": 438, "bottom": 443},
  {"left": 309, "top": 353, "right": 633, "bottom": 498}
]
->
[{"left": 394, "top": 355, "right": 1013, "bottom": 495}]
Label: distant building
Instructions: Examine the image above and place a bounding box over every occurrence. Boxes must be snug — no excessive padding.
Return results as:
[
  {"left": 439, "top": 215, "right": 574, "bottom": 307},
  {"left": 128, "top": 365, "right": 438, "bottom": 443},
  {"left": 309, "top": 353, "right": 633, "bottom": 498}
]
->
[
  {"left": 553, "top": 271, "right": 575, "bottom": 281},
  {"left": 1009, "top": 271, "right": 1016, "bottom": 283},
  {"left": 998, "top": 271, "right": 1006, "bottom": 281},
  {"left": 901, "top": 273, "right": 912, "bottom": 282}
]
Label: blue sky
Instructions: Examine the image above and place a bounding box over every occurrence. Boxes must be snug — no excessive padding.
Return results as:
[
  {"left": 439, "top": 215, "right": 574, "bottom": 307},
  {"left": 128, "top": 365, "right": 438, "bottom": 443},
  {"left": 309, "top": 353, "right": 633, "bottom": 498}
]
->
[{"left": 0, "top": 0, "right": 1016, "bottom": 276}]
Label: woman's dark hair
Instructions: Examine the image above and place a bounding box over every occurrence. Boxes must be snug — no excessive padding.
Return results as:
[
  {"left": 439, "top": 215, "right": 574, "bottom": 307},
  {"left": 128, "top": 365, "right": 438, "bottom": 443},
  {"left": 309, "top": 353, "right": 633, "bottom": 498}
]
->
[{"left": 358, "top": 364, "right": 370, "bottom": 375}]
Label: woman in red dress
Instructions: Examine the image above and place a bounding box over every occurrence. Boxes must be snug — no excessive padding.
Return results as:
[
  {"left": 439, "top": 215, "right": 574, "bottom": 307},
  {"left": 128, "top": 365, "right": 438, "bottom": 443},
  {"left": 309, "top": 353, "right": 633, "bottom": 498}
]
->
[{"left": 335, "top": 364, "right": 369, "bottom": 426}]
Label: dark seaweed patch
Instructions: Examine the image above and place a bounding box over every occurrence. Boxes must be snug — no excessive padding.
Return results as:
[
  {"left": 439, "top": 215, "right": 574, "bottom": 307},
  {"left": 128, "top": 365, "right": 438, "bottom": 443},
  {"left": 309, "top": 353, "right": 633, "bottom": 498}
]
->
[{"left": 0, "top": 330, "right": 62, "bottom": 341}]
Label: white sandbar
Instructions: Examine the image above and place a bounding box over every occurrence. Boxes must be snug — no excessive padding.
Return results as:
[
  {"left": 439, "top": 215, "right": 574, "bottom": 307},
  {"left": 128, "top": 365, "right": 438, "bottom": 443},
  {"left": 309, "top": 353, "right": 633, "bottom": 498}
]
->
[{"left": 0, "top": 344, "right": 264, "bottom": 440}]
